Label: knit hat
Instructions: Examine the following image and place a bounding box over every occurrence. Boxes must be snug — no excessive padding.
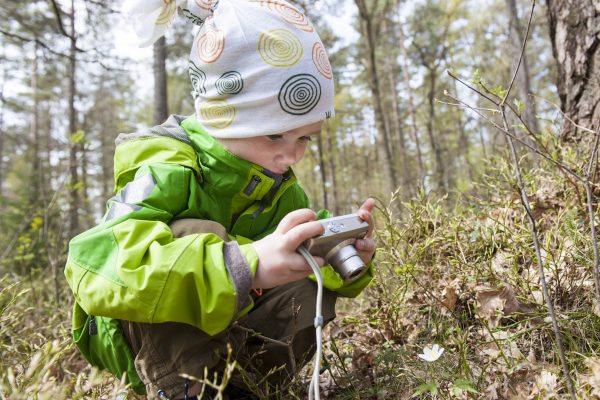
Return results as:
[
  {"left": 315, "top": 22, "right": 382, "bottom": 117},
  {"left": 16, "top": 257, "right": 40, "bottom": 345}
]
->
[{"left": 123, "top": 0, "right": 335, "bottom": 138}]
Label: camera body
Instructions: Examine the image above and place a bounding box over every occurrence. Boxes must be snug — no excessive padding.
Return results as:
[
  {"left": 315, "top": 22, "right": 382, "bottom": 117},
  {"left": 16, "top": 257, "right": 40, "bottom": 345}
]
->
[{"left": 305, "top": 213, "right": 369, "bottom": 283}]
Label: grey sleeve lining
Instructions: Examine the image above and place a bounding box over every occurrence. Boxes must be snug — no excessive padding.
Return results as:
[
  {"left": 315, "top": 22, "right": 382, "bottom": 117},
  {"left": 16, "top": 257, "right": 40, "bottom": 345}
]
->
[{"left": 223, "top": 241, "right": 253, "bottom": 313}]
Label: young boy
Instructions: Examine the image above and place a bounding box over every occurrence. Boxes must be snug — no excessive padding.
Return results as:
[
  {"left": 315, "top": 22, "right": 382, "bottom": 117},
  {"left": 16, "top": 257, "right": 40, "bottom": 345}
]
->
[{"left": 64, "top": 1, "right": 375, "bottom": 398}]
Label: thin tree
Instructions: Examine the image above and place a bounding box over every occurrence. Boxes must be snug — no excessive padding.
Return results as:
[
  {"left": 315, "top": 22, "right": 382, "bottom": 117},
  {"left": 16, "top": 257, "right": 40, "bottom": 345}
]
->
[
  {"left": 505, "top": 0, "right": 539, "bottom": 135},
  {"left": 395, "top": 4, "right": 424, "bottom": 188},
  {"left": 354, "top": 0, "right": 398, "bottom": 192},
  {"left": 153, "top": 36, "right": 168, "bottom": 125}
]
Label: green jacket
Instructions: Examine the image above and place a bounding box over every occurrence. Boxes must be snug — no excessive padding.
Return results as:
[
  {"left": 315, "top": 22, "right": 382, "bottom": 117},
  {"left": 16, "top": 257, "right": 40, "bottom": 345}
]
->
[{"left": 64, "top": 115, "right": 373, "bottom": 393}]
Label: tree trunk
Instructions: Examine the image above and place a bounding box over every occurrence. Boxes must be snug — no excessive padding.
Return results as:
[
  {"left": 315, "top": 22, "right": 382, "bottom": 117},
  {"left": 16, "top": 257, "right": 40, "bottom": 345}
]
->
[
  {"left": 324, "top": 123, "right": 339, "bottom": 215},
  {"left": 396, "top": 16, "right": 425, "bottom": 188},
  {"left": 546, "top": 0, "right": 600, "bottom": 143},
  {"left": 315, "top": 128, "right": 329, "bottom": 210},
  {"left": 68, "top": 0, "right": 80, "bottom": 236},
  {"left": 426, "top": 67, "right": 446, "bottom": 191},
  {"left": 453, "top": 79, "right": 474, "bottom": 182},
  {"left": 506, "top": 0, "right": 539, "bottom": 135},
  {"left": 0, "top": 64, "right": 5, "bottom": 203},
  {"left": 153, "top": 36, "right": 168, "bottom": 125},
  {"left": 80, "top": 118, "right": 92, "bottom": 227},
  {"left": 29, "top": 40, "right": 41, "bottom": 207},
  {"left": 385, "top": 42, "right": 409, "bottom": 194},
  {"left": 355, "top": 0, "right": 398, "bottom": 192}
]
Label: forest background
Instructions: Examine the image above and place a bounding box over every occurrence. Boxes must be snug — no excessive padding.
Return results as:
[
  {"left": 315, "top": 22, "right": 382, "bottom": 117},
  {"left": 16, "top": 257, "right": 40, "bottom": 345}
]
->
[{"left": 1, "top": 0, "right": 600, "bottom": 398}]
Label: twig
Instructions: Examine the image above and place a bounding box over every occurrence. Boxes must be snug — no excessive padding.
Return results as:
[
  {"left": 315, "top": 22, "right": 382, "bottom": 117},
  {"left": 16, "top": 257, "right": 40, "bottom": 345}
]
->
[
  {"left": 535, "top": 95, "right": 597, "bottom": 135},
  {"left": 584, "top": 126, "right": 600, "bottom": 306},
  {"left": 447, "top": 0, "right": 578, "bottom": 396},
  {"left": 445, "top": 91, "right": 580, "bottom": 182},
  {"left": 497, "top": 2, "right": 576, "bottom": 397}
]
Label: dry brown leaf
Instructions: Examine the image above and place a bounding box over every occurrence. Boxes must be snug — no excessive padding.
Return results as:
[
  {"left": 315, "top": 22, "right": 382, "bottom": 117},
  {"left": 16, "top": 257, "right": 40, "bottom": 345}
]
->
[
  {"left": 441, "top": 279, "right": 461, "bottom": 312},
  {"left": 475, "top": 285, "right": 521, "bottom": 327}
]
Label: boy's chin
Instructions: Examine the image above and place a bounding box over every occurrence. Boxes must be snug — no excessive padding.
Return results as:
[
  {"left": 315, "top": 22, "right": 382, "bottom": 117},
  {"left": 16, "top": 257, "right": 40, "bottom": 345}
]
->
[{"left": 263, "top": 167, "right": 288, "bottom": 175}]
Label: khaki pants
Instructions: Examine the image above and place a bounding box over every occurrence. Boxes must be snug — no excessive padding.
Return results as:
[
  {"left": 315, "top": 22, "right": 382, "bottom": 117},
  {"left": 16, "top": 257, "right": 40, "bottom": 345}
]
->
[{"left": 120, "top": 219, "right": 337, "bottom": 399}]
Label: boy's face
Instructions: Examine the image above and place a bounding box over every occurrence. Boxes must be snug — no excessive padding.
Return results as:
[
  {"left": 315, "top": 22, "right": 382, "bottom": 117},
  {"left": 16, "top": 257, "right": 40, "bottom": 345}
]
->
[{"left": 218, "top": 121, "right": 323, "bottom": 175}]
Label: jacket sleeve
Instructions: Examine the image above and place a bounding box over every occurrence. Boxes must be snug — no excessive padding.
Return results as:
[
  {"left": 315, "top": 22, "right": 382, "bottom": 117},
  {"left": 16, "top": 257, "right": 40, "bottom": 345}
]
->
[{"left": 65, "top": 161, "right": 258, "bottom": 336}]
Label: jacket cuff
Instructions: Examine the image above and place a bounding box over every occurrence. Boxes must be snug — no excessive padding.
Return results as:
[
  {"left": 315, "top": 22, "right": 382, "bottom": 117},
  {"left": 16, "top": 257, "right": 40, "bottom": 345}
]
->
[{"left": 223, "top": 241, "right": 255, "bottom": 313}]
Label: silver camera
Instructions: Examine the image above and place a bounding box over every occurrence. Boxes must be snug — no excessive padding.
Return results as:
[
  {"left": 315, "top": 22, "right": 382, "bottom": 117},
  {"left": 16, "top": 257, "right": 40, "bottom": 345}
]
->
[{"left": 305, "top": 213, "right": 369, "bottom": 283}]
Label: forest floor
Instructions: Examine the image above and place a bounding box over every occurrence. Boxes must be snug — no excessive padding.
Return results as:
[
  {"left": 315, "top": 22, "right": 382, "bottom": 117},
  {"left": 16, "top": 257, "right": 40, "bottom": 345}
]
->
[{"left": 2, "top": 154, "right": 600, "bottom": 399}]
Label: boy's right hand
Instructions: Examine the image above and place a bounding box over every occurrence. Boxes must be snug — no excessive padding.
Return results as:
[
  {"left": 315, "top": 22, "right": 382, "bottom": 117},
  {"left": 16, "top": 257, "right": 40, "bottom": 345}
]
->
[{"left": 251, "top": 209, "right": 325, "bottom": 289}]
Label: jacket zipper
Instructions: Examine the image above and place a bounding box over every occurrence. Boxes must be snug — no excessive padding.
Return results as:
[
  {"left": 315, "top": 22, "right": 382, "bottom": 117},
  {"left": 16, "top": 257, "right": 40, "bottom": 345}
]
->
[{"left": 89, "top": 315, "right": 98, "bottom": 336}]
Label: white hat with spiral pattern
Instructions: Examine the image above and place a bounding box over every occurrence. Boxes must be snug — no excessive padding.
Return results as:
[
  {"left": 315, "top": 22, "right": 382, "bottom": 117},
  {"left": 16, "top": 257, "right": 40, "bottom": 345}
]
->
[{"left": 123, "top": 0, "right": 335, "bottom": 138}]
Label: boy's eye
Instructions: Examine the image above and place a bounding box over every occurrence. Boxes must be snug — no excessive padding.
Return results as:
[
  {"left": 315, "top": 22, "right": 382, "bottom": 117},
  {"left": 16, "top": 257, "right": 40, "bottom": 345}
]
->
[
  {"left": 299, "top": 136, "right": 312, "bottom": 142},
  {"left": 267, "top": 134, "right": 283, "bottom": 141}
]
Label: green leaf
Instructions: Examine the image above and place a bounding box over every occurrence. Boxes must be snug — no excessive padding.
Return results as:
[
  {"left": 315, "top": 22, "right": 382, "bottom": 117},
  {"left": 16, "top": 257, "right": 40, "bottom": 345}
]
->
[
  {"left": 70, "top": 130, "right": 86, "bottom": 144},
  {"left": 491, "top": 84, "right": 508, "bottom": 98},
  {"left": 451, "top": 379, "right": 478, "bottom": 396},
  {"left": 513, "top": 98, "right": 525, "bottom": 115},
  {"left": 471, "top": 68, "right": 481, "bottom": 85},
  {"left": 413, "top": 382, "right": 439, "bottom": 397}
]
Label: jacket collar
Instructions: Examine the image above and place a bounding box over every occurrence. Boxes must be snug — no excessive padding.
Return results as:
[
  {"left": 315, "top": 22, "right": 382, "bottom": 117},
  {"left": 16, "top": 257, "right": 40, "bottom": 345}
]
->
[{"left": 181, "top": 116, "right": 296, "bottom": 202}]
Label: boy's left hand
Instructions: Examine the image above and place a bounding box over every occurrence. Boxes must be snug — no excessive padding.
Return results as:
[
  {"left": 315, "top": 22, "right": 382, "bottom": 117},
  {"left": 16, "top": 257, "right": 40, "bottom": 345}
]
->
[{"left": 354, "top": 198, "right": 376, "bottom": 264}]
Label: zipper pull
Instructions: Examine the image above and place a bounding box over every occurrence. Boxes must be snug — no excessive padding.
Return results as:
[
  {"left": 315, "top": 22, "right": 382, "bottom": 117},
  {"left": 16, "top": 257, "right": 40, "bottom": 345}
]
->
[
  {"left": 243, "top": 175, "right": 262, "bottom": 196},
  {"left": 89, "top": 315, "right": 98, "bottom": 336}
]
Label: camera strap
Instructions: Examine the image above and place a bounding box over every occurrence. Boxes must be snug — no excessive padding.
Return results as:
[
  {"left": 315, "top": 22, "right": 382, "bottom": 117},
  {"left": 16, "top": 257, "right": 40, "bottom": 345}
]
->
[{"left": 297, "top": 245, "right": 324, "bottom": 400}]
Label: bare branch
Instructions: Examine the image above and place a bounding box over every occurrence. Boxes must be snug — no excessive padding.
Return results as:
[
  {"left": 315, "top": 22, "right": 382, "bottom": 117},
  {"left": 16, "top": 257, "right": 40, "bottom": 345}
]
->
[
  {"left": 535, "top": 95, "right": 597, "bottom": 135},
  {"left": 49, "top": 0, "right": 70, "bottom": 39},
  {"left": 0, "top": 29, "right": 71, "bottom": 58},
  {"left": 500, "top": 0, "right": 535, "bottom": 106}
]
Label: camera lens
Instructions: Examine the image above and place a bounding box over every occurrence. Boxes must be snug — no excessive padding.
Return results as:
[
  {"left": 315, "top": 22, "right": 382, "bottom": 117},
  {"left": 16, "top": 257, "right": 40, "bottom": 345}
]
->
[{"left": 327, "top": 244, "right": 367, "bottom": 283}]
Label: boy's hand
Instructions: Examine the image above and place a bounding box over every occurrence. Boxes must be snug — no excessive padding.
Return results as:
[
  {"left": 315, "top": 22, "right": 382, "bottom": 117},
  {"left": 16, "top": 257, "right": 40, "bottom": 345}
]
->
[
  {"left": 354, "top": 198, "right": 376, "bottom": 264},
  {"left": 252, "top": 209, "right": 325, "bottom": 289}
]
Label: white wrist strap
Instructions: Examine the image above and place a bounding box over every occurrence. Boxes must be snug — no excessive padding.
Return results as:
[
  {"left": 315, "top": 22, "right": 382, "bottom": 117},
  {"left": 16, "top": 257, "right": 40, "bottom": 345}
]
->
[{"left": 297, "top": 245, "right": 323, "bottom": 400}]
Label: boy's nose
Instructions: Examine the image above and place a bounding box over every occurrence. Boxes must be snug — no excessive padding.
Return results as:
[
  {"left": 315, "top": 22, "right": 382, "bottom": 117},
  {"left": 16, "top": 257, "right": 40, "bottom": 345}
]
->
[{"left": 282, "top": 146, "right": 305, "bottom": 166}]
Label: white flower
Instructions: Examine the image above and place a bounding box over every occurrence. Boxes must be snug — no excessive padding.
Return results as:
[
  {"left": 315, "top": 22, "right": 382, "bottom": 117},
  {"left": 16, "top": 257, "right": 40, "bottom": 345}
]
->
[
  {"left": 536, "top": 370, "right": 558, "bottom": 392},
  {"left": 418, "top": 344, "right": 445, "bottom": 362}
]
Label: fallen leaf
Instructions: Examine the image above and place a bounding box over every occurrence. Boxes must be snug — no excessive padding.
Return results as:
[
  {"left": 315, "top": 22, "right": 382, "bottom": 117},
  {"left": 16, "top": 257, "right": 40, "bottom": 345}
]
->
[{"left": 475, "top": 285, "right": 521, "bottom": 327}]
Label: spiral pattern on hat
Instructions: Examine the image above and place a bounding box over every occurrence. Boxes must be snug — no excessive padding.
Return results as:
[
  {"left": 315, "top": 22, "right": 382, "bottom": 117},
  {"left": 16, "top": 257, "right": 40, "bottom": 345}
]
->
[
  {"left": 260, "top": 0, "right": 314, "bottom": 32},
  {"left": 216, "top": 71, "right": 243, "bottom": 95},
  {"left": 258, "top": 28, "right": 303, "bottom": 67},
  {"left": 155, "top": 1, "right": 177, "bottom": 26},
  {"left": 189, "top": 61, "right": 207, "bottom": 98},
  {"left": 198, "top": 99, "right": 236, "bottom": 129},
  {"left": 197, "top": 23, "right": 225, "bottom": 63},
  {"left": 278, "top": 74, "right": 321, "bottom": 115},
  {"left": 312, "top": 42, "right": 332, "bottom": 80}
]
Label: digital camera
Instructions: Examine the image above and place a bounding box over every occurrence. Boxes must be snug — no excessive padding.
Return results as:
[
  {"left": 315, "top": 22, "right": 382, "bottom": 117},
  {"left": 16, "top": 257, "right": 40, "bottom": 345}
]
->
[{"left": 304, "top": 213, "right": 369, "bottom": 283}]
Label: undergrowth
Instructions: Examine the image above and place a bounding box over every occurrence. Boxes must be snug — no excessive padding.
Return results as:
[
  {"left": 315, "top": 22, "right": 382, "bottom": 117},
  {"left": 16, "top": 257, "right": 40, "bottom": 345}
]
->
[{"left": 3, "top": 150, "right": 600, "bottom": 399}]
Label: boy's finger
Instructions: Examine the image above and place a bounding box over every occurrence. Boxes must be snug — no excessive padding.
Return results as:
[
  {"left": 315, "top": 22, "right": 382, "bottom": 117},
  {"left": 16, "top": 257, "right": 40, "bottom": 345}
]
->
[
  {"left": 358, "top": 198, "right": 375, "bottom": 237},
  {"left": 359, "top": 198, "right": 375, "bottom": 213},
  {"left": 284, "top": 220, "right": 324, "bottom": 249},
  {"left": 276, "top": 208, "right": 317, "bottom": 234}
]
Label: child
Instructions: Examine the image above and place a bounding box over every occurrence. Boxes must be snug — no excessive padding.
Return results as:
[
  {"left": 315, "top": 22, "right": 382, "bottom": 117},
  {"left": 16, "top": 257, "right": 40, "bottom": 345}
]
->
[{"left": 64, "top": 0, "right": 376, "bottom": 398}]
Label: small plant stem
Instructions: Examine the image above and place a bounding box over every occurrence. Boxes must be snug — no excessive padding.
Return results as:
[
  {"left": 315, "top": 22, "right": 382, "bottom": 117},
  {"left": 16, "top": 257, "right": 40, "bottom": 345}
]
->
[
  {"left": 500, "top": 1, "right": 575, "bottom": 397},
  {"left": 501, "top": 107, "right": 577, "bottom": 399},
  {"left": 584, "top": 126, "right": 600, "bottom": 307}
]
